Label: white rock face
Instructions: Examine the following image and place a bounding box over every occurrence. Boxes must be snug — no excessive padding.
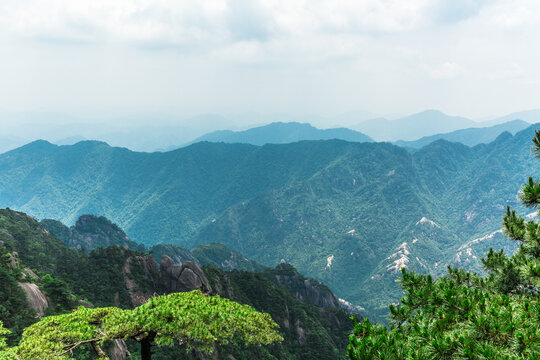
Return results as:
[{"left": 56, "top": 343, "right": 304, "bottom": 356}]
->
[
  {"left": 386, "top": 242, "right": 410, "bottom": 273},
  {"left": 326, "top": 255, "right": 334, "bottom": 269},
  {"left": 458, "top": 230, "right": 502, "bottom": 251},
  {"left": 415, "top": 217, "right": 440, "bottom": 228},
  {"left": 454, "top": 229, "right": 505, "bottom": 264},
  {"left": 338, "top": 298, "right": 366, "bottom": 312},
  {"left": 18, "top": 282, "right": 48, "bottom": 317}
]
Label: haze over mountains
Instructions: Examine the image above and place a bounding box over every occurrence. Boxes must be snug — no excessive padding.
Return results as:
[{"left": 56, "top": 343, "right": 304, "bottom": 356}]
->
[
  {"left": 184, "top": 122, "right": 373, "bottom": 147},
  {"left": 394, "top": 119, "right": 530, "bottom": 149},
  {"left": 0, "top": 125, "right": 539, "bottom": 316},
  {"left": 2, "top": 109, "right": 540, "bottom": 153},
  {"left": 351, "top": 109, "right": 540, "bottom": 141}
]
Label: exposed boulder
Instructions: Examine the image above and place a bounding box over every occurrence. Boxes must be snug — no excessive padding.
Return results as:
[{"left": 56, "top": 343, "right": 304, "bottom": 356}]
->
[
  {"left": 267, "top": 264, "right": 340, "bottom": 308},
  {"left": 8, "top": 251, "right": 19, "bottom": 268},
  {"left": 160, "top": 256, "right": 212, "bottom": 294},
  {"left": 122, "top": 255, "right": 160, "bottom": 307},
  {"left": 22, "top": 268, "right": 39, "bottom": 281},
  {"left": 149, "top": 244, "right": 197, "bottom": 265},
  {"left": 18, "top": 282, "right": 49, "bottom": 317}
]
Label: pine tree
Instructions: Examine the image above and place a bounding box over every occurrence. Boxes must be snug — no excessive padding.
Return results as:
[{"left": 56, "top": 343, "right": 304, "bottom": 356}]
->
[
  {"left": 347, "top": 131, "right": 540, "bottom": 359},
  {"left": 0, "top": 290, "right": 282, "bottom": 360}
]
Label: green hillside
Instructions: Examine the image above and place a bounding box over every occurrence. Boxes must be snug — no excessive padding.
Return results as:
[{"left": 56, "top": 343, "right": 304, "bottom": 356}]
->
[
  {"left": 40, "top": 215, "right": 265, "bottom": 272},
  {"left": 0, "top": 126, "right": 539, "bottom": 315},
  {"left": 41, "top": 215, "right": 145, "bottom": 252},
  {"left": 0, "top": 208, "right": 353, "bottom": 359}
]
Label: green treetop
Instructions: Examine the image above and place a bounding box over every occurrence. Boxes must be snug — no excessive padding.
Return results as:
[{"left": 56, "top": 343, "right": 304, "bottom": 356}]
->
[
  {"left": 0, "top": 321, "right": 8, "bottom": 351},
  {"left": 0, "top": 290, "right": 282, "bottom": 360},
  {"left": 347, "top": 131, "right": 540, "bottom": 359}
]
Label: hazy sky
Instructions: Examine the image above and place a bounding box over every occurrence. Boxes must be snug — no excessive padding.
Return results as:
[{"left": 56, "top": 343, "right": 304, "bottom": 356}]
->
[{"left": 1, "top": 0, "right": 540, "bottom": 125}]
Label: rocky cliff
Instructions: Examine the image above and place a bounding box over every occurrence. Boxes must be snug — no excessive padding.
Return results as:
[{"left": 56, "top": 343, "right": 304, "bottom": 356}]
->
[{"left": 41, "top": 215, "right": 145, "bottom": 252}]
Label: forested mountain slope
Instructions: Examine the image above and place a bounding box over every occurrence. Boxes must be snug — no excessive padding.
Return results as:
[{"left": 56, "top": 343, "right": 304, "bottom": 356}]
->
[
  {"left": 40, "top": 215, "right": 265, "bottom": 272},
  {"left": 0, "top": 208, "right": 353, "bottom": 359},
  {"left": 0, "top": 126, "right": 538, "bottom": 314}
]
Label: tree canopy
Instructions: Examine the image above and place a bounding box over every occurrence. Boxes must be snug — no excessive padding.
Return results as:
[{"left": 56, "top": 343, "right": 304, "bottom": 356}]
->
[
  {"left": 347, "top": 131, "right": 540, "bottom": 359},
  {"left": 0, "top": 290, "right": 282, "bottom": 360}
]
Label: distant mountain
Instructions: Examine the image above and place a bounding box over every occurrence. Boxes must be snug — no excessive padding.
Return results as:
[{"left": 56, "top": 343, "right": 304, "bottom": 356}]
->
[
  {"left": 394, "top": 119, "right": 529, "bottom": 149},
  {"left": 0, "top": 127, "right": 539, "bottom": 315},
  {"left": 354, "top": 110, "right": 476, "bottom": 141},
  {"left": 41, "top": 215, "right": 265, "bottom": 272},
  {"left": 187, "top": 122, "right": 373, "bottom": 146},
  {"left": 41, "top": 215, "right": 146, "bottom": 252},
  {"left": 484, "top": 109, "right": 540, "bottom": 126},
  {"left": 191, "top": 243, "right": 266, "bottom": 271}
]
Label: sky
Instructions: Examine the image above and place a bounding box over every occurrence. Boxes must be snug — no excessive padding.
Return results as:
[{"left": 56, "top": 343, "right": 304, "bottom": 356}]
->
[{"left": 1, "top": 0, "right": 540, "bottom": 128}]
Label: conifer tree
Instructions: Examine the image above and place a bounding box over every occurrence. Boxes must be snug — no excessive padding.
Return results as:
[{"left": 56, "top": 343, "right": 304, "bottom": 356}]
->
[
  {"left": 0, "top": 290, "right": 282, "bottom": 360},
  {"left": 347, "top": 131, "right": 540, "bottom": 359}
]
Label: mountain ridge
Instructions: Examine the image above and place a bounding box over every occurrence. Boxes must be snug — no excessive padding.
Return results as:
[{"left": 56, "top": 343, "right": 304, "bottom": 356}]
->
[
  {"left": 1, "top": 125, "right": 539, "bottom": 314},
  {"left": 184, "top": 121, "right": 373, "bottom": 147},
  {"left": 394, "top": 119, "right": 530, "bottom": 148}
]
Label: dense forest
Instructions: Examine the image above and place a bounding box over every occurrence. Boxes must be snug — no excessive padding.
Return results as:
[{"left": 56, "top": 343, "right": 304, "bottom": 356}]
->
[
  {"left": 0, "top": 208, "right": 354, "bottom": 359},
  {"left": 347, "top": 132, "right": 540, "bottom": 358},
  {"left": 1, "top": 126, "right": 538, "bottom": 316}
]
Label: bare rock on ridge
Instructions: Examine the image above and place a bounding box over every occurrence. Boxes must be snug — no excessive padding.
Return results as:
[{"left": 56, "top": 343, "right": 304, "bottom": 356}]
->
[
  {"left": 160, "top": 255, "right": 212, "bottom": 294},
  {"left": 18, "top": 282, "right": 49, "bottom": 317}
]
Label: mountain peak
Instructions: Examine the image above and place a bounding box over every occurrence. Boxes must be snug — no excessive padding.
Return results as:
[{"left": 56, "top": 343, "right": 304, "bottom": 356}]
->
[{"left": 188, "top": 121, "right": 372, "bottom": 146}]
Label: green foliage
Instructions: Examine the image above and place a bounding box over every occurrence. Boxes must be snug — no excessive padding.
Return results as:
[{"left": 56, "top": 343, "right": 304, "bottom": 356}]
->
[
  {"left": 6, "top": 306, "right": 121, "bottom": 360},
  {"left": 346, "top": 130, "right": 540, "bottom": 359},
  {"left": 1, "top": 291, "right": 282, "bottom": 360},
  {"left": 0, "top": 247, "right": 36, "bottom": 345},
  {"left": 41, "top": 274, "right": 75, "bottom": 314},
  {"left": 67, "top": 246, "right": 137, "bottom": 308},
  {"left": 107, "top": 291, "right": 282, "bottom": 353},
  {"left": 204, "top": 266, "right": 354, "bottom": 360},
  {"left": 0, "top": 210, "right": 82, "bottom": 279},
  {"left": 1, "top": 207, "right": 353, "bottom": 359},
  {"left": 41, "top": 215, "right": 146, "bottom": 253},
  {"left": 0, "top": 321, "right": 9, "bottom": 351},
  {"left": 0, "top": 128, "right": 539, "bottom": 315}
]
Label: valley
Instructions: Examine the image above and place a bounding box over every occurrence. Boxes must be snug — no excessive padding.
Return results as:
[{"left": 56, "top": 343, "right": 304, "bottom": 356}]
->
[{"left": 1, "top": 125, "right": 538, "bottom": 316}]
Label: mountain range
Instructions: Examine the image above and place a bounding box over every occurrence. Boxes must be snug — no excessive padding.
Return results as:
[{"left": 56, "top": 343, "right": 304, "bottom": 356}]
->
[
  {"left": 394, "top": 119, "right": 530, "bottom": 148},
  {"left": 40, "top": 214, "right": 265, "bottom": 272},
  {"left": 0, "top": 126, "right": 538, "bottom": 315},
  {"left": 352, "top": 109, "right": 540, "bottom": 142},
  {"left": 185, "top": 122, "right": 373, "bottom": 147},
  {"left": 0, "top": 208, "right": 354, "bottom": 359},
  {"left": 3, "top": 109, "right": 540, "bottom": 154}
]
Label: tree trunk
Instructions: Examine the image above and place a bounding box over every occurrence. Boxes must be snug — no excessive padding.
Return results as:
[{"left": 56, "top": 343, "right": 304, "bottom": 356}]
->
[
  {"left": 91, "top": 341, "right": 111, "bottom": 360},
  {"left": 140, "top": 333, "right": 156, "bottom": 360}
]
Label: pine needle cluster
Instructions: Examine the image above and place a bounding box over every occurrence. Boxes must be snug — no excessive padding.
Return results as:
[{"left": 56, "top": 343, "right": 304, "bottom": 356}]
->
[{"left": 347, "top": 131, "right": 540, "bottom": 360}]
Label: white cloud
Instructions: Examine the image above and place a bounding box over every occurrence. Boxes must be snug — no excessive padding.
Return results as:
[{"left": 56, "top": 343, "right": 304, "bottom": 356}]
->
[
  {"left": 0, "top": 0, "right": 540, "bottom": 119},
  {"left": 0, "top": 0, "right": 490, "bottom": 47},
  {"left": 425, "top": 62, "right": 465, "bottom": 79}
]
